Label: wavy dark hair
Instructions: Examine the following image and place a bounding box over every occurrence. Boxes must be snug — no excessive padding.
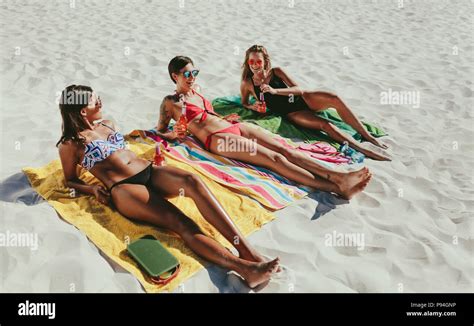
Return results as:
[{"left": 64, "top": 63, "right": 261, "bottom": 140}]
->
[
  {"left": 241, "top": 45, "right": 272, "bottom": 81},
  {"left": 56, "top": 84, "right": 93, "bottom": 147},
  {"left": 168, "top": 55, "right": 194, "bottom": 84}
]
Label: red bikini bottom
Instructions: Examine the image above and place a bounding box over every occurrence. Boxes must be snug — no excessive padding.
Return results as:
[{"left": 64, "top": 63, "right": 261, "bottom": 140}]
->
[{"left": 204, "top": 122, "right": 242, "bottom": 150}]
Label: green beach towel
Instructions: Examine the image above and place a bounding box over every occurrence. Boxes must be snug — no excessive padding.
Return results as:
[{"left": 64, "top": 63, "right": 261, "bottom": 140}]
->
[{"left": 212, "top": 96, "right": 386, "bottom": 148}]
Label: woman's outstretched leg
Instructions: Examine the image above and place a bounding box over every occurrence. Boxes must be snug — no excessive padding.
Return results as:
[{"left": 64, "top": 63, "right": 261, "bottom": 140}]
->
[
  {"left": 149, "top": 165, "right": 266, "bottom": 263},
  {"left": 208, "top": 133, "right": 370, "bottom": 199},
  {"left": 111, "top": 183, "right": 280, "bottom": 288},
  {"left": 239, "top": 123, "right": 373, "bottom": 192},
  {"left": 302, "top": 90, "right": 388, "bottom": 149}
]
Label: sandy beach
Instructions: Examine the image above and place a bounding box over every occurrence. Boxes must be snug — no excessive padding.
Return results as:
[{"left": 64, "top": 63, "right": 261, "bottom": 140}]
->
[{"left": 0, "top": 0, "right": 472, "bottom": 293}]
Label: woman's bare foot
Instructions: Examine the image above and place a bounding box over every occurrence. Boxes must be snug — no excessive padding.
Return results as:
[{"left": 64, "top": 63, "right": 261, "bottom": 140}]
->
[
  {"left": 240, "top": 258, "right": 280, "bottom": 288},
  {"left": 366, "top": 136, "right": 388, "bottom": 149},
  {"left": 239, "top": 250, "right": 282, "bottom": 272},
  {"left": 333, "top": 167, "right": 369, "bottom": 191},
  {"left": 338, "top": 173, "right": 372, "bottom": 200}
]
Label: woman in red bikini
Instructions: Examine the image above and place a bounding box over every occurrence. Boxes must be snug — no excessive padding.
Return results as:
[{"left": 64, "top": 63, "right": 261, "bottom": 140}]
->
[
  {"left": 57, "top": 84, "right": 279, "bottom": 288},
  {"left": 157, "top": 56, "right": 372, "bottom": 199},
  {"left": 240, "top": 45, "right": 390, "bottom": 161}
]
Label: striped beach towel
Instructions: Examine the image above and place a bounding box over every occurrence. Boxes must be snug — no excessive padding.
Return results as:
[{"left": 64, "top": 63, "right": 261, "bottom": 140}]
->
[{"left": 128, "top": 129, "right": 309, "bottom": 210}]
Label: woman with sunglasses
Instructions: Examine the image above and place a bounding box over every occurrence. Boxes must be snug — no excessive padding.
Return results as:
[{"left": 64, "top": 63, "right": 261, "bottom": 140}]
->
[
  {"left": 157, "top": 56, "right": 372, "bottom": 200},
  {"left": 57, "top": 84, "right": 280, "bottom": 288},
  {"left": 240, "top": 45, "right": 390, "bottom": 161}
]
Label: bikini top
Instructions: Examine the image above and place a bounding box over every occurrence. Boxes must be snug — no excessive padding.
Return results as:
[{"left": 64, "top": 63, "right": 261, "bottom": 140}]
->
[
  {"left": 180, "top": 90, "right": 215, "bottom": 122},
  {"left": 81, "top": 122, "right": 126, "bottom": 170}
]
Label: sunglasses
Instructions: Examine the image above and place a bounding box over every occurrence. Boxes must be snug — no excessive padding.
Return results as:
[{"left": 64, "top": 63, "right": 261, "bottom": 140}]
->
[
  {"left": 248, "top": 59, "right": 263, "bottom": 66},
  {"left": 181, "top": 70, "right": 200, "bottom": 79}
]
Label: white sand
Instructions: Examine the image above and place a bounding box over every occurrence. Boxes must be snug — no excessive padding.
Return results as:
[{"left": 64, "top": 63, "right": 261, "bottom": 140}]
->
[{"left": 0, "top": 0, "right": 472, "bottom": 293}]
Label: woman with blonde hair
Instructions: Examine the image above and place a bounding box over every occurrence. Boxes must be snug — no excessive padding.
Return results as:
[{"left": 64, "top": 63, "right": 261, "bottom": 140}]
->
[{"left": 240, "top": 44, "right": 390, "bottom": 161}]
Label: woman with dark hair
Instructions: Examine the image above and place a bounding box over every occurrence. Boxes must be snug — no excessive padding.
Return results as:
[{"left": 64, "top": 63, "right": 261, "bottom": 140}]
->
[
  {"left": 240, "top": 45, "right": 390, "bottom": 161},
  {"left": 56, "top": 84, "right": 280, "bottom": 288},
  {"left": 157, "top": 56, "right": 372, "bottom": 200}
]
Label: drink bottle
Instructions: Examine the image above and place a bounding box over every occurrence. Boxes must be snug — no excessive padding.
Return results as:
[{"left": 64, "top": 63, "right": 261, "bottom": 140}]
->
[
  {"left": 176, "top": 99, "right": 188, "bottom": 138},
  {"left": 258, "top": 92, "right": 267, "bottom": 113},
  {"left": 154, "top": 141, "right": 165, "bottom": 166}
]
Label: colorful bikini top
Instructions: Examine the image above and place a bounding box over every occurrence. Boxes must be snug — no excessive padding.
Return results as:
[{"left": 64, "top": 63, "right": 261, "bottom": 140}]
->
[
  {"left": 180, "top": 90, "right": 215, "bottom": 122},
  {"left": 81, "top": 122, "right": 126, "bottom": 170}
]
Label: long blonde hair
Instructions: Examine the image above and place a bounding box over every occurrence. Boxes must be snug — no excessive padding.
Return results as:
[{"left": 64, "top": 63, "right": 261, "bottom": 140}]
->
[{"left": 241, "top": 45, "right": 272, "bottom": 81}]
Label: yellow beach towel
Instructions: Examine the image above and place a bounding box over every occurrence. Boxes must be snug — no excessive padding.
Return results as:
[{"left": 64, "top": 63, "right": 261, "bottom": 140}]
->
[{"left": 23, "top": 138, "right": 275, "bottom": 293}]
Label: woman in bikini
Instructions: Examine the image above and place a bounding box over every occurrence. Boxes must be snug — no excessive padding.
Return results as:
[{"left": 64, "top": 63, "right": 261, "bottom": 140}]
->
[
  {"left": 157, "top": 56, "right": 372, "bottom": 200},
  {"left": 56, "top": 84, "right": 279, "bottom": 288},
  {"left": 240, "top": 45, "right": 390, "bottom": 161}
]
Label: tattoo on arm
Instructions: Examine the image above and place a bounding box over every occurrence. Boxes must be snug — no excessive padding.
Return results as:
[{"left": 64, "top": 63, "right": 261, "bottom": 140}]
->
[{"left": 158, "top": 99, "right": 170, "bottom": 131}]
